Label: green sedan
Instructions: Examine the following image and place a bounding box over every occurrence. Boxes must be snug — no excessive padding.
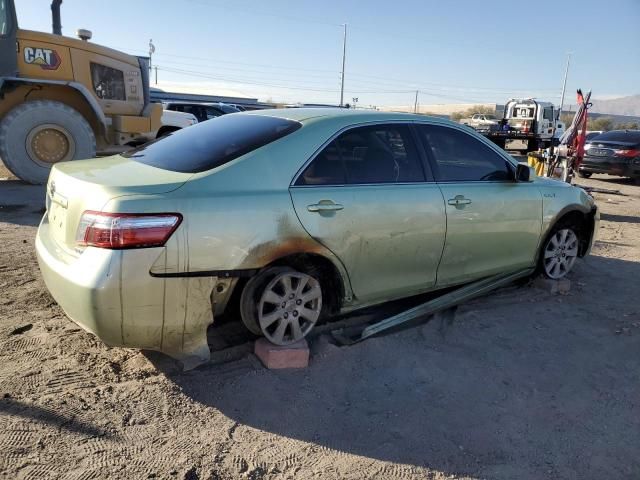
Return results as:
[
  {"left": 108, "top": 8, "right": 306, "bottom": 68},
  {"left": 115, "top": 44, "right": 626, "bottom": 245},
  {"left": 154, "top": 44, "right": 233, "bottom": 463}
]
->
[{"left": 35, "top": 109, "right": 599, "bottom": 368}]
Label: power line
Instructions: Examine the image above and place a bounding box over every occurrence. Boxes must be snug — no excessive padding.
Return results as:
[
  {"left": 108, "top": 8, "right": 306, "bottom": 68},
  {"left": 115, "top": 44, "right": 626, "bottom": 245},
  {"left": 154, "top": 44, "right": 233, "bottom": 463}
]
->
[{"left": 157, "top": 66, "right": 340, "bottom": 93}]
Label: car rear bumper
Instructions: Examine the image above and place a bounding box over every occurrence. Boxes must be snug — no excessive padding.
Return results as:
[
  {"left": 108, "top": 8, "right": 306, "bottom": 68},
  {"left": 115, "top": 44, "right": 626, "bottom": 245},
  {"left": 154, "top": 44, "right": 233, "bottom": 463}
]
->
[
  {"left": 580, "top": 157, "right": 640, "bottom": 178},
  {"left": 36, "top": 215, "right": 125, "bottom": 346},
  {"left": 35, "top": 215, "right": 219, "bottom": 369}
]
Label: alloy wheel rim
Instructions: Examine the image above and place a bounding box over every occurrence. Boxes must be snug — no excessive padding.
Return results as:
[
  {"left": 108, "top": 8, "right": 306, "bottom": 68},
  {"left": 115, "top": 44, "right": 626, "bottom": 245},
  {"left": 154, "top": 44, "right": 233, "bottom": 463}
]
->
[
  {"left": 258, "top": 272, "right": 322, "bottom": 345},
  {"left": 543, "top": 229, "right": 578, "bottom": 279}
]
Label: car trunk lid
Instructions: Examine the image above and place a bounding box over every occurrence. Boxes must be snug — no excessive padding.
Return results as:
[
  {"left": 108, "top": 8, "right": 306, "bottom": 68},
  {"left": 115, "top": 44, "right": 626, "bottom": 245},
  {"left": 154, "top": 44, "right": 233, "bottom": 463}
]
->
[{"left": 45, "top": 155, "right": 192, "bottom": 253}]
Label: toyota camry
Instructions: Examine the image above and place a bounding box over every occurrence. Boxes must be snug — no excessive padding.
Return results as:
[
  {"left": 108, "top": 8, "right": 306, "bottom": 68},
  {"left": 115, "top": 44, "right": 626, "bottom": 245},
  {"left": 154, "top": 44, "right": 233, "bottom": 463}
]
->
[{"left": 36, "top": 109, "right": 599, "bottom": 367}]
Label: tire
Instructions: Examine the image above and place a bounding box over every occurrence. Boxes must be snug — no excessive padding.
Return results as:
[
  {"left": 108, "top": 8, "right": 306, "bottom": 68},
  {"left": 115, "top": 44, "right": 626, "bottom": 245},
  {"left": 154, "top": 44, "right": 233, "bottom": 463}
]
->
[
  {"left": 156, "top": 126, "right": 180, "bottom": 139},
  {"left": 577, "top": 171, "right": 592, "bottom": 178},
  {"left": 538, "top": 222, "right": 580, "bottom": 280},
  {"left": 240, "top": 266, "right": 324, "bottom": 345},
  {"left": 0, "top": 100, "right": 96, "bottom": 184}
]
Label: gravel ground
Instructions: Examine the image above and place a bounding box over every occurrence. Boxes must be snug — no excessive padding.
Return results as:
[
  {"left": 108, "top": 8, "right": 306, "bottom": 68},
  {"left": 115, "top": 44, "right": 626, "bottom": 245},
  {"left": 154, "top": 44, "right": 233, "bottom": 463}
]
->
[{"left": 0, "top": 172, "right": 639, "bottom": 480}]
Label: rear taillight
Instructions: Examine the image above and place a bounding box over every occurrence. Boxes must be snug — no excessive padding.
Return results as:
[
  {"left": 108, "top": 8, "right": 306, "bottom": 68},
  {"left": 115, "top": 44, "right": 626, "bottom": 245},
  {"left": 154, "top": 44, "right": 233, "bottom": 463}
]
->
[
  {"left": 614, "top": 149, "right": 640, "bottom": 158},
  {"left": 76, "top": 211, "right": 182, "bottom": 249}
]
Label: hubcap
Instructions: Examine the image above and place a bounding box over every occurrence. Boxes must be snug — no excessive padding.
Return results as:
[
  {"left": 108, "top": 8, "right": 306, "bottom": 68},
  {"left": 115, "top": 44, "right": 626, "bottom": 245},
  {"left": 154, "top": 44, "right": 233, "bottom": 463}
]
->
[
  {"left": 258, "top": 272, "right": 322, "bottom": 345},
  {"left": 543, "top": 228, "right": 578, "bottom": 279},
  {"left": 26, "top": 124, "right": 75, "bottom": 165}
]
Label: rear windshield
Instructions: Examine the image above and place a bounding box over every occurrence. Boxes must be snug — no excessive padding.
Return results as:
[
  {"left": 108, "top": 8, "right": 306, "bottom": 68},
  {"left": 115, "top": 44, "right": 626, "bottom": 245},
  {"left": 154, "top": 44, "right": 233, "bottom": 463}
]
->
[
  {"left": 590, "top": 130, "right": 640, "bottom": 144},
  {"left": 124, "top": 114, "right": 301, "bottom": 173}
]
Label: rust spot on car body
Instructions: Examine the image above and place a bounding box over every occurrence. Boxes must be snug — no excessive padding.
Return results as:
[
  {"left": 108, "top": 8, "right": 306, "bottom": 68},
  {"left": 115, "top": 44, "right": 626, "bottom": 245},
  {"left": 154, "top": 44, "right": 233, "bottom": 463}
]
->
[{"left": 249, "top": 236, "right": 326, "bottom": 266}]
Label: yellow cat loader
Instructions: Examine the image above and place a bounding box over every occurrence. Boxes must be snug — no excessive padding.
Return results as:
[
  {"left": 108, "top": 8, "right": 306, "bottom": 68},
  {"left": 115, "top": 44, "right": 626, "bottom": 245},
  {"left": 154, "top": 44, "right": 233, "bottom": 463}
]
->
[{"left": 0, "top": 0, "right": 162, "bottom": 184}]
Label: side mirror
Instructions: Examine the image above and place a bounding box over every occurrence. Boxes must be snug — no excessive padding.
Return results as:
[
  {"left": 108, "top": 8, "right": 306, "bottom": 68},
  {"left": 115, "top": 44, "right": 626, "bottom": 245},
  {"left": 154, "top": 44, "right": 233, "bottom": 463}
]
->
[{"left": 516, "top": 163, "right": 531, "bottom": 182}]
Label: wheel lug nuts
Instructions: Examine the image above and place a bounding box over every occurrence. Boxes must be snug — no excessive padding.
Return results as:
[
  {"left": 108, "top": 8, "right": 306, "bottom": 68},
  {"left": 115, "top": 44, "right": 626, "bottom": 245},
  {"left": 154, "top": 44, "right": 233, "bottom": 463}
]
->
[
  {"left": 296, "top": 299, "right": 302, "bottom": 305},
  {"left": 292, "top": 310, "right": 298, "bottom": 317},
  {"left": 289, "top": 294, "right": 295, "bottom": 299},
  {"left": 281, "top": 302, "right": 286, "bottom": 308},
  {"left": 283, "top": 312, "right": 289, "bottom": 319}
]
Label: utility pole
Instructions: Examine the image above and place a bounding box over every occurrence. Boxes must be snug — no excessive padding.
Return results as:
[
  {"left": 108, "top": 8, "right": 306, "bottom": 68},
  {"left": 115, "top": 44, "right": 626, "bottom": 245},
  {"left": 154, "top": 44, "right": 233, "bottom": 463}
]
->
[
  {"left": 340, "top": 24, "right": 347, "bottom": 107},
  {"left": 155, "top": 66, "right": 158, "bottom": 85},
  {"left": 148, "top": 39, "right": 156, "bottom": 72},
  {"left": 414, "top": 90, "right": 419, "bottom": 113},
  {"left": 558, "top": 53, "right": 571, "bottom": 118}
]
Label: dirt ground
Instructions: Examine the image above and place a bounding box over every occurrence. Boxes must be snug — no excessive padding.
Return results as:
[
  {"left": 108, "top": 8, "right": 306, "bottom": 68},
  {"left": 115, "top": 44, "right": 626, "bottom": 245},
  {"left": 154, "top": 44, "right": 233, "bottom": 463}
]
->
[{"left": 0, "top": 168, "right": 639, "bottom": 480}]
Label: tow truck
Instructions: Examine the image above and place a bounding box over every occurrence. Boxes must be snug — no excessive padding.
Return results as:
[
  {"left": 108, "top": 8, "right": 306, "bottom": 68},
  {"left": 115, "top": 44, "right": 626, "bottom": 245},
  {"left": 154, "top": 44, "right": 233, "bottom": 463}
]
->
[{"left": 484, "top": 98, "right": 564, "bottom": 153}]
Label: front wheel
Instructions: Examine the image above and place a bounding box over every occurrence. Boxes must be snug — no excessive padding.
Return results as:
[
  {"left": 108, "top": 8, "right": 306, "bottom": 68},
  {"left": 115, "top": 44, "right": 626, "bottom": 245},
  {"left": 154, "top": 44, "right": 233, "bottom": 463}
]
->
[{"left": 540, "top": 226, "right": 580, "bottom": 279}]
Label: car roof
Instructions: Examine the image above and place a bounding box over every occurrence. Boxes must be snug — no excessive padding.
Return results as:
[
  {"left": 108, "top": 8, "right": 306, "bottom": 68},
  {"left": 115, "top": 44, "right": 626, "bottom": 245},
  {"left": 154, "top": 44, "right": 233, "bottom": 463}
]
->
[{"left": 245, "top": 107, "right": 456, "bottom": 126}]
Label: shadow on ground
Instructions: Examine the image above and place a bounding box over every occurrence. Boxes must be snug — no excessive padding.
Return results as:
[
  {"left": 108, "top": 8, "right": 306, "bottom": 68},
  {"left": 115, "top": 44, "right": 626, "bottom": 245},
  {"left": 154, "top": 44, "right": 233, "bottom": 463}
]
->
[
  {"left": 154, "top": 254, "right": 640, "bottom": 479},
  {"left": 0, "top": 180, "right": 45, "bottom": 227},
  {"left": 0, "top": 397, "right": 114, "bottom": 438}
]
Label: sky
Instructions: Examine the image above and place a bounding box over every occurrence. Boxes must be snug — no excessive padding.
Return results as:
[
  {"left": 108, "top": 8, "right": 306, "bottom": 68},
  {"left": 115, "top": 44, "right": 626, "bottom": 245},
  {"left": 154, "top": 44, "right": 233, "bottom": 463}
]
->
[{"left": 15, "top": 0, "right": 640, "bottom": 108}]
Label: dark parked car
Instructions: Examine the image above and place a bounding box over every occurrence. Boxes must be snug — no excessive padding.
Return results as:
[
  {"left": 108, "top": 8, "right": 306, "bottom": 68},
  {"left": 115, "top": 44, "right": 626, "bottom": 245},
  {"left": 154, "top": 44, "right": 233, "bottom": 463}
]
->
[
  {"left": 579, "top": 130, "right": 640, "bottom": 182},
  {"left": 163, "top": 102, "right": 240, "bottom": 123}
]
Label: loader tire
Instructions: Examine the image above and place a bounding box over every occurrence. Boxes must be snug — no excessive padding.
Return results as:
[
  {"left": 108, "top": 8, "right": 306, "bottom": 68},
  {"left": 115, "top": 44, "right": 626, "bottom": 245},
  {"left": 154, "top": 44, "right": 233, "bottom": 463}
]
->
[{"left": 0, "top": 100, "right": 96, "bottom": 184}]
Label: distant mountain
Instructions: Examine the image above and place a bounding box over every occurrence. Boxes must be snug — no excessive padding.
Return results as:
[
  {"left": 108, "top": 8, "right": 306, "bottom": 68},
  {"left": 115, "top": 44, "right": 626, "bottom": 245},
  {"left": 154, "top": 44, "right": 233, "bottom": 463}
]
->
[{"left": 567, "top": 94, "right": 640, "bottom": 117}]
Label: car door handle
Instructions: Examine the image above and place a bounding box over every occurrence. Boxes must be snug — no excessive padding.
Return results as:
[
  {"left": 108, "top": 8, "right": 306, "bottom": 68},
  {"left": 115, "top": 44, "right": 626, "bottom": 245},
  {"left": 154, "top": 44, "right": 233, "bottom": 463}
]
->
[
  {"left": 447, "top": 196, "right": 472, "bottom": 207},
  {"left": 307, "top": 202, "right": 344, "bottom": 212}
]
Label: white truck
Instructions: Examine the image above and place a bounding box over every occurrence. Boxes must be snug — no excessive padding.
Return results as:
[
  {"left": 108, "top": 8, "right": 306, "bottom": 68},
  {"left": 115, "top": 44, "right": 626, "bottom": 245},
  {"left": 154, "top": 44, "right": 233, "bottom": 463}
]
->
[
  {"left": 485, "top": 98, "right": 564, "bottom": 153},
  {"left": 459, "top": 113, "right": 499, "bottom": 130},
  {"left": 155, "top": 109, "right": 198, "bottom": 138}
]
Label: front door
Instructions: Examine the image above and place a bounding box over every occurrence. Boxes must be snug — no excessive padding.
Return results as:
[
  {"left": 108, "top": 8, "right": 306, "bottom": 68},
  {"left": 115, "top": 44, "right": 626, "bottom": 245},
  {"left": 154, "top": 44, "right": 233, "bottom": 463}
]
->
[
  {"left": 417, "top": 124, "right": 542, "bottom": 287},
  {"left": 0, "top": 0, "right": 18, "bottom": 77},
  {"left": 290, "top": 123, "right": 446, "bottom": 303}
]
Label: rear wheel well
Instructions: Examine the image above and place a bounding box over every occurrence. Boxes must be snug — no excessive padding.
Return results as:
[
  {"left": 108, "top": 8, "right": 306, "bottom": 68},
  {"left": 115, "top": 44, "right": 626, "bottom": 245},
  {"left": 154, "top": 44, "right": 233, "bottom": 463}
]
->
[
  {"left": 267, "top": 253, "right": 344, "bottom": 315},
  {"left": 226, "top": 253, "right": 345, "bottom": 322},
  {"left": 0, "top": 83, "right": 104, "bottom": 145}
]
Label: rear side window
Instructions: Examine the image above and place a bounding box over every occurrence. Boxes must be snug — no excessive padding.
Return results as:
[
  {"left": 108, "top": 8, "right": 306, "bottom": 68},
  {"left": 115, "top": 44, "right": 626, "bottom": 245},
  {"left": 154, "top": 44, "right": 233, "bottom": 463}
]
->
[
  {"left": 124, "top": 114, "right": 301, "bottom": 173},
  {"left": 419, "top": 125, "right": 512, "bottom": 182},
  {"left": 297, "top": 124, "right": 425, "bottom": 185}
]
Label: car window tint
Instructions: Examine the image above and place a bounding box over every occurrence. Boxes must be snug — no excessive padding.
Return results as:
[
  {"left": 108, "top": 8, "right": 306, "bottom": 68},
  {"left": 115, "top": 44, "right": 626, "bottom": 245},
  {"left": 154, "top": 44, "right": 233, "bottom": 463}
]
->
[
  {"left": 297, "top": 124, "right": 425, "bottom": 185},
  {"left": 419, "top": 125, "right": 512, "bottom": 182},
  {"left": 124, "top": 114, "right": 301, "bottom": 173}
]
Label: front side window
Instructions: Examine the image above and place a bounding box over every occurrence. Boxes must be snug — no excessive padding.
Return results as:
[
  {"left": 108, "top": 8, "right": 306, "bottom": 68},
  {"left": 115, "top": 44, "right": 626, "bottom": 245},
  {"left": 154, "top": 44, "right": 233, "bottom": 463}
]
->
[
  {"left": 124, "top": 114, "right": 301, "bottom": 173},
  {"left": 297, "top": 124, "right": 425, "bottom": 186},
  {"left": 90, "top": 63, "right": 125, "bottom": 100},
  {"left": 419, "top": 125, "right": 512, "bottom": 182}
]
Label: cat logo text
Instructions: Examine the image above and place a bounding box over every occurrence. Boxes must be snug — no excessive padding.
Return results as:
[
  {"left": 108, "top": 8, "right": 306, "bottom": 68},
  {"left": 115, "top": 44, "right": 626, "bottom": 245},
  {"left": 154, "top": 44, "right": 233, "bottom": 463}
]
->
[{"left": 23, "top": 47, "right": 62, "bottom": 70}]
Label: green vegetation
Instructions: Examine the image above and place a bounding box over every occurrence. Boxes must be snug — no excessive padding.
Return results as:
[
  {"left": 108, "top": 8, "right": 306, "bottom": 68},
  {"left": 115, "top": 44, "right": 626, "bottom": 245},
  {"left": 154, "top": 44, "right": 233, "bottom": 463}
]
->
[{"left": 561, "top": 113, "right": 638, "bottom": 131}]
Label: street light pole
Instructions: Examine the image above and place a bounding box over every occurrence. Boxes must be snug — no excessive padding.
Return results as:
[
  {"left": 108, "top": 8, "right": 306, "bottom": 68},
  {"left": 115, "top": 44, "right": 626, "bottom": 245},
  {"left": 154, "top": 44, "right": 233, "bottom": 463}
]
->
[
  {"left": 414, "top": 90, "right": 419, "bottom": 113},
  {"left": 558, "top": 53, "right": 571, "bottom": 118},
  {"left": 340, "top": 24, "right": 347, "bottom": 107}
]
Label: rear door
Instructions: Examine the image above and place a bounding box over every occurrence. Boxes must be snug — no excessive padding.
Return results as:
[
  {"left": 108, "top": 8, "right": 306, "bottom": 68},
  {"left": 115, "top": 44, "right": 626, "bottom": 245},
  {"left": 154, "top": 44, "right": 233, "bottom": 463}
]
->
[
  {"left": 417, "top": 124, "right": 542, "bottom": 287},
  {"left": 0, "top": 0, "right": 18, "bottom": 77},
  {"left": 290, "top": 123, "right": 446, "bottom": 303}
]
